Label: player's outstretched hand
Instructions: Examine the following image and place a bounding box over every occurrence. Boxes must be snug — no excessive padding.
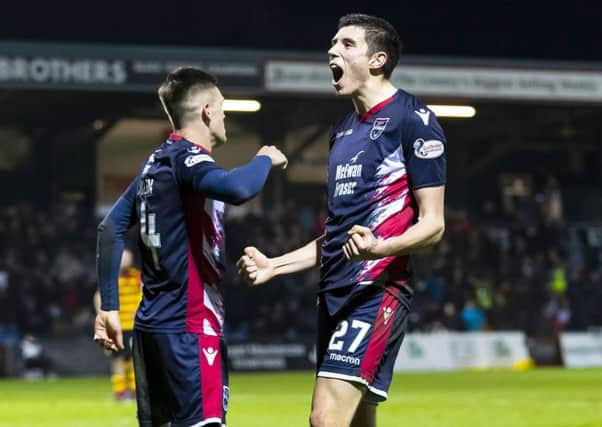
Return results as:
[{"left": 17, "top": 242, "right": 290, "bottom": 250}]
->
[
  {"left": 237, "top": 246, "right": 275, "bottom": 286},
  {"left": 257, "top": 145, "right": 288, "bottom": 170},
  {"left": 343, "top": 225, "right": 387, "bottom": 261},
  {"left": 93, "top": 310, "right": 124, "bottom": 352}
]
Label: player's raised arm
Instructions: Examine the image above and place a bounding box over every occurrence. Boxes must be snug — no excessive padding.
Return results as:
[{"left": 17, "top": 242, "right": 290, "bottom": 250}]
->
[
  {"left": 94, "top": 177, "right": 139, "bottom": 351},
  {"left": 177, "top": 145, "right": 287, "bottom": 206},
  {"left": 237, "top": 235, "right": 324, "bottom": 286}
]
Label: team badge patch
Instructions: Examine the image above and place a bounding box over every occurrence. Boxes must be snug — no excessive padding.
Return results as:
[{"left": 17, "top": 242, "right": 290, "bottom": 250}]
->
[
  {"left": 184, "top": 154, "right": 214, "bottom": 167},
  {"left": 370, "top": 117, "right": 390, "bottom": 140},
  {"left": 413, "top": 138, "right": 445, "bottom": 159}
]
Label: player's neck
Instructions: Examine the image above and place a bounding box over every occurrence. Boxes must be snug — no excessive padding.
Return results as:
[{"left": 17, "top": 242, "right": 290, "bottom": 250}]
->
[
  {"left": 352, "top": 80, "right": 397, "bottom": 116},
  {"left": 173, "top": 127, "right": 214, "bottom": 153}
]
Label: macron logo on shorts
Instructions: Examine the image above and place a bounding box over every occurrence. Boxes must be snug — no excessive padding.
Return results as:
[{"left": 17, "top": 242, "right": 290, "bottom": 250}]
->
[{"left": 203, "top": 347, "right": 218, "bottom": 366}]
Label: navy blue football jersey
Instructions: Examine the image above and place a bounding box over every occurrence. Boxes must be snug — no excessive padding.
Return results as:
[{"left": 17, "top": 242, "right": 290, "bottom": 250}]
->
[
  {"left": 320, "top": 90, "right": 446, "bottom": 298},
  {"left": 99, "top": 134, "right": 272, "bottom": 336},
  {"left": 135, "top": 134, "right": 228, "bottom": 335}
]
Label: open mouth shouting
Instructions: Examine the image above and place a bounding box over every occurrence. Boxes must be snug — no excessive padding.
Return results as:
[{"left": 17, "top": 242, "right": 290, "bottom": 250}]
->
[{"left": 330, "top": 62, "right": 344, "bottom": 87}]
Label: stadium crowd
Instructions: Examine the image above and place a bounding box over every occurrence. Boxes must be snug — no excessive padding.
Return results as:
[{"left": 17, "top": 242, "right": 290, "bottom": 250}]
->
[
  {"left": 222, "top": 181, "right": 602, "bottom": 339},
  {"left": 0, "top": 201, "right": 98, "bottom": 339},
  {"left": 0, "top": 180, "right": 600, "bottom": 342}
]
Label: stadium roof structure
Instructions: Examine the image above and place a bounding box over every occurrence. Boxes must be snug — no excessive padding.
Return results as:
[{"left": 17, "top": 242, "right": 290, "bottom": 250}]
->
[
  {"left": 2, "top": 41, "right": 602, "bottom": 217},
  {"left": 2, "top": 41, "right": 602, "bottom": 127}
]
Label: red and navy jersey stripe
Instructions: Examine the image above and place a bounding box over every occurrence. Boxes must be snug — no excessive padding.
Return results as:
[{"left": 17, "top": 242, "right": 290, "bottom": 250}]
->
[
  {"left": 321, "top": 90, "right": 446, "bottom": 312},
  {"left": 97, "top": 134, "right": 272, "bottom": 334},
  {"left": 134, "top": 135, "right": 226, "bottom": 335}
]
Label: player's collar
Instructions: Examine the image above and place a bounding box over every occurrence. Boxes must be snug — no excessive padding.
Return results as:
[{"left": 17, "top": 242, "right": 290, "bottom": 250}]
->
[
  {"left": 358, "top": 91, "right": 398, "bottom": 123},
  {"left": 168, "top": 133, "right": 212, "bottom": 154}
]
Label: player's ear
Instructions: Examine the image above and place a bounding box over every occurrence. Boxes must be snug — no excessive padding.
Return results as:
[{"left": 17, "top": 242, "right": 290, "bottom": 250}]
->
[
  {"left": 201, "top": 103, "right": 211, "bottom": 126},
  {"left": 368, "top": 51, "right": 388, "bottom": 71}
]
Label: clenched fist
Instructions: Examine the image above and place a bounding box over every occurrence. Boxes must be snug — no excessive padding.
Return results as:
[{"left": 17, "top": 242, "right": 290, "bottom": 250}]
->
[
  {"left": 236, "top": 246, "right": 275, "bottom": 285},
  {"left": 257, "top": 145, "right": 288, "bottom": 169},
  {"left": 343, "top": 225, "right": 388, "bottom": 261}
]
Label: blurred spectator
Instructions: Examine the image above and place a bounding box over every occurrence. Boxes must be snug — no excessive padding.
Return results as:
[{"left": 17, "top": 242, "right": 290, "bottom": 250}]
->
[
  {"left": 0, "top": 200, "right": 97, "bottom": 337},
  {"left": 461, "top": 300, "right": 486, "bottom": 331},
  {"left": 0, "top": 174, "right": 600, "bottom": 343},
  {"left": 20, "top": 334, "right": 53, "bottom": 379},
  {"left": 542, "top": 175, "right": 564, "bottom": 226}
]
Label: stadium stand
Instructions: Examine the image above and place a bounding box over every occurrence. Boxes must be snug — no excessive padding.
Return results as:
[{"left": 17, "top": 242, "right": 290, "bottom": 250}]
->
[{"left": 1, "top": 175, "right": 601, "bottom": 346}]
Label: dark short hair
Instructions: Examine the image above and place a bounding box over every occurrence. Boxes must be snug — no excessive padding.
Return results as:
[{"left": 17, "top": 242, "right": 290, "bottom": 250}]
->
[
  {"left": 338, "top": 14, "right": 401, "bottom": 79},
  {"left": 158, "top": 67, "right": 218, "bottom": 129}
]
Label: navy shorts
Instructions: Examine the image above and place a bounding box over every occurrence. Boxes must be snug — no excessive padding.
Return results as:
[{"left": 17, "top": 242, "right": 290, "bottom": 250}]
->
[
  {"left": 132, "top": 330, "right": 229, "bottom": 427},
  {"left": 317, "top": 283, "right": 412, "bottom": 404}
]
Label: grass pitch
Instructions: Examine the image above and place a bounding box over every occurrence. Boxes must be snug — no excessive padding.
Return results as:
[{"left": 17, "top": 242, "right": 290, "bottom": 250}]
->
[{"left": 0, "top": 368, "right": 600, "bottom": 427}]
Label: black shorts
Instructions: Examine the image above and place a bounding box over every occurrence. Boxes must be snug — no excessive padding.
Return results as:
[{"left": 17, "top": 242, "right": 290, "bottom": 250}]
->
[
  {"left": 133, "top": 330, "right": 229, "bottom": 427},
  {"left": 317, "top": 283, "right": 412, "bottom": 404}
]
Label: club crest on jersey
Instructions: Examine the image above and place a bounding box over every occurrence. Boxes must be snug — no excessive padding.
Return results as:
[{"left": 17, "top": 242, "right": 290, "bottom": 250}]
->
[{"left": 370, "top": 117, "right": 390, "bottom": 140}]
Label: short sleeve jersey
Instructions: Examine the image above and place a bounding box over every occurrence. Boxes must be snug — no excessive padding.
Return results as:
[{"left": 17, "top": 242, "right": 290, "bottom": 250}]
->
[{"left": 321, "top": 90, "right": 446, "bottom": 300}]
